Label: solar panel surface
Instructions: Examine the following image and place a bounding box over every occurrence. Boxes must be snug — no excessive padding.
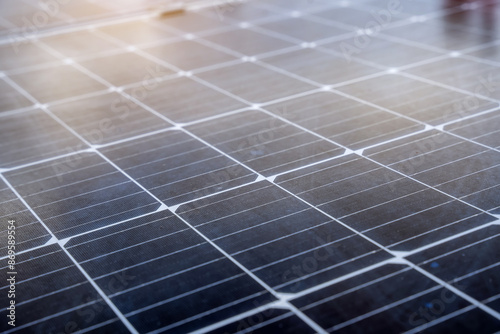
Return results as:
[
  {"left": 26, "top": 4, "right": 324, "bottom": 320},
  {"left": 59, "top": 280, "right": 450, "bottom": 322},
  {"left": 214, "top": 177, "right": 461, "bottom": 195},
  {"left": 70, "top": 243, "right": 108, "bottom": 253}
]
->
[{"left": 1, "top": 0, "right": 500, "bottom": 333}]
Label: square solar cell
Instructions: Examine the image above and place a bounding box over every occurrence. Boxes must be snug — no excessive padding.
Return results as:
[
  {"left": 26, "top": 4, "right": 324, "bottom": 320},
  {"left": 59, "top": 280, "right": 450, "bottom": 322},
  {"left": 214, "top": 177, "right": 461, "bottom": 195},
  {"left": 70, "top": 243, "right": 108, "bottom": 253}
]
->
[
  {"left": 323, "top": 36, "right": 444, "bottom": 67},
  {"left": 187, "top": 109, "right": 344, "bottom": 176},
  {"left": 4, "top": 152, "right": 160, "bottom": 239},
  {"left": 99, "top": 130, "right": 256, "bottom": 206},
  {"left": 0, "top": 78, "right": 33, "bottom": 113},
  {"left": 203, "top": 28, "right": 295, "bottom": 56},
  {"left": 48, "top": 92, "right": 172, "bottom": 146},
  {"left": 258, "top": 17, "right": 352, "bottom": 43},
  {"left": 445, "top": 109, "right": 500, "bottom": 150},
  {"left": 78, "top": 51, "right": 175, "bottom": 87},
  {"left": 40, "top": 30, "right": 122, "bottom": 58},
  {"left": 467, "top": 44, "right": 500, "bottom": 63},
  {"left": 0, "top": 178, "right": 51, "bottom": 256},
  {"left": 196, "top": 62, "right": 316, "bottom": 104},
  {"left": 9, "top": 63, "right": 108, "bottom": 104},
  {"left": 382, "top": 20, "right": 495, "bottom": 51},
  {"left": 406, "top": 57, "right": 500, "bottom": 100},
  {"left": 0, "top": 41, "right": 59, "bottom": 72},
  {"left": 312, "top": 6, "right": 407, "bottom": 29},
  {"left": 124, "top": 76, "right": 247, "bottom": 123},
  {"left": 262, "top": 48, "right": 380, "bottom": 86},
  {"left": 142, "top": 39, "right": 237, "bottom": 71},
  {"left": 365, "top": 130, "right": 500, "bottom": 213},
  {"left": 0, "top": 108, "right": 86, "bottom": 168},
  {"left": 265, "top": 91, "right": 423, "bottom": 150},
  {"left": 336, "top": 74, "right": 498, "bottom": 125}
]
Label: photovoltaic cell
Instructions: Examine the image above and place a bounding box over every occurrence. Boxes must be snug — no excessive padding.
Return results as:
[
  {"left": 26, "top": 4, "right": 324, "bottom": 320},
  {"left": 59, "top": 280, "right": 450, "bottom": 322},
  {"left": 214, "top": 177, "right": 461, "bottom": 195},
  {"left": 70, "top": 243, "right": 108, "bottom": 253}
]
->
[
  {"left": 0, "top": 178, "right": 50, "bottom": 256},
  {"left": 0, "top": 79, "right": 33, "bottom": 113},
  {"left": 196, "top": 62, "right": 316, "bottom": 104},
  {"left": 0, "top": 42, "right": 59, "bottom": 72},
  {"left": 4, "top": 153, "right": 160, "bottom": 238},
  {"left": 406, "top": 57, "right": 500, "bottom": 99},
  {"left": 125, "top": 76, "right": 247, "bottom": 123},
  {"left": 9, "top": 63, "right": 107, "bottom": 105},
  {"left": 467, "top": 44, "right": 500, "bottom": 62},
  {"left": 322, "top": 36, "right": 444, "bottom": 68},
  {"left": 202, "top": 28, "right": 295, "bottom": 56},
  {"left": 0, "top": 108, "right": 86, "bottom": 168},
  {"left": 383, "top": 20, "right": 495, "bottom": 51},
  {"left": 312, "top": 6, "right": 408, "bottom": 27},
  {"left": 262, "top": 48, "right": 380, "bottom": 86},
  {"left": 48, "top": 92, "right": 172, "bottom": 145},
  {"left": 257, "top": 17, "right": 351, "bottom": 43},
  {"left": 142, "top": 40, "right": 238, "bottom": 71},
  {"left": 336, "top": 74, "right": 499, "bottom": 125},
  {"left": 365, "top": 130, "right": 500, "bottom": 213},
  {"left": 40, "top": 30, "right": 122, "bottom": 58},
  {"left": 265, "top": 91, "right": 423, "bottom": 150},
  {"left": 186, "top": 109, "right": 344, "bottom": 176},
  {"left": 445, "top": 109, "right": 500, "bottom": 150},
  {"left": 99, "top": 130, "right": 256, "bottom": 205},
  {"left": 78, "top": 52, "right": 176, "bottom": 87}
]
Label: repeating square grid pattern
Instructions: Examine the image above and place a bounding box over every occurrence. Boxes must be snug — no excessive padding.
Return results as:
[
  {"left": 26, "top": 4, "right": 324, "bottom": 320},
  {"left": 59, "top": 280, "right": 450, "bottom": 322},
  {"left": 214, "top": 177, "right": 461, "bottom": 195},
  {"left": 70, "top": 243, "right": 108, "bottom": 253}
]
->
[{"left": 2, "top": 1, "right": 500, "bottom": 333}]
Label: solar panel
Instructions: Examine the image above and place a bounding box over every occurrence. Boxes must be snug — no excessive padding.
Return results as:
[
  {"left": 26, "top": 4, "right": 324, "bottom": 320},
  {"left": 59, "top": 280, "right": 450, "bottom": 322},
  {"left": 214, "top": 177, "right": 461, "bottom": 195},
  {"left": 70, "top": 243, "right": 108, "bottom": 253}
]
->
[{"left": 1, "top": 0, "right": 500, "bottom": 333}]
